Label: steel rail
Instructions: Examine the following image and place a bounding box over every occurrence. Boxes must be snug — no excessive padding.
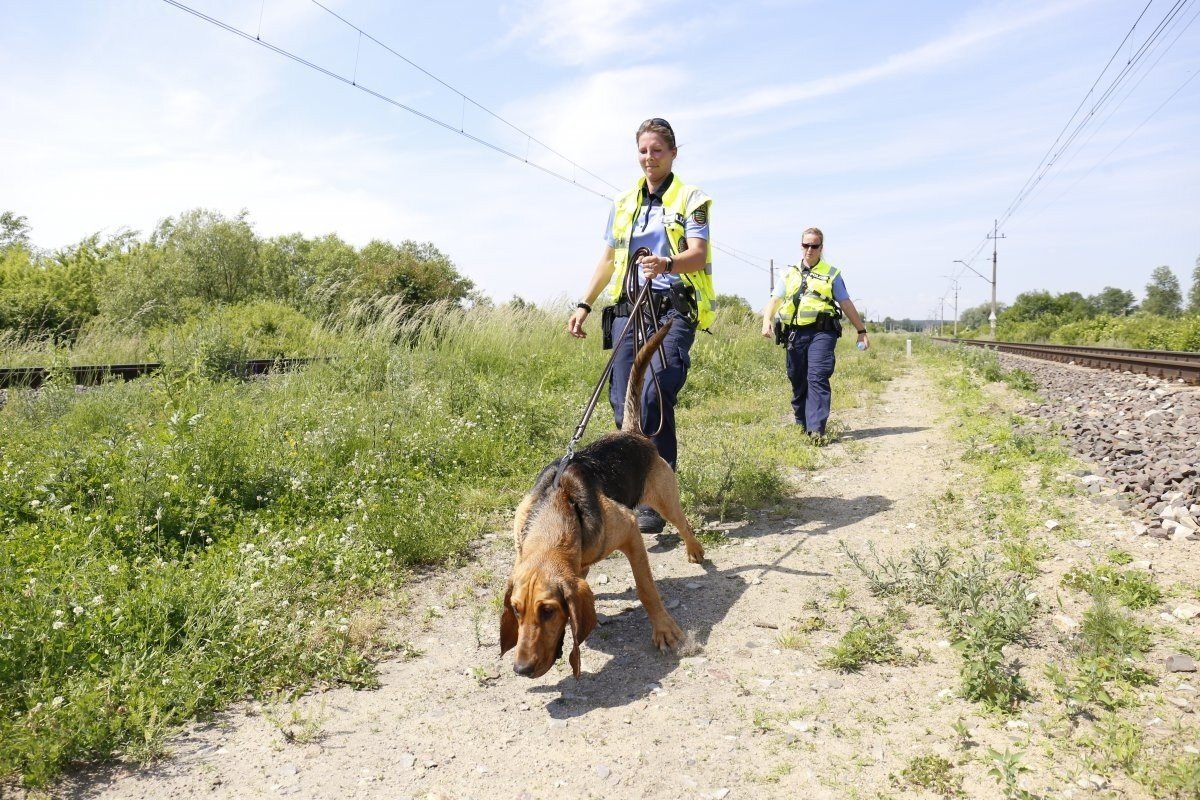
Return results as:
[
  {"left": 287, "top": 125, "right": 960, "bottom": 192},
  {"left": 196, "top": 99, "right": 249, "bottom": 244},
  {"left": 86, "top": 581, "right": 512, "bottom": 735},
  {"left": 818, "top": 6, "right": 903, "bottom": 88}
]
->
[
  {"left": 0, "top": 357, "right": 322, "bottom": 391},
  {"left": 935, "top": 338, "right": 1200, "bottom": 385}
]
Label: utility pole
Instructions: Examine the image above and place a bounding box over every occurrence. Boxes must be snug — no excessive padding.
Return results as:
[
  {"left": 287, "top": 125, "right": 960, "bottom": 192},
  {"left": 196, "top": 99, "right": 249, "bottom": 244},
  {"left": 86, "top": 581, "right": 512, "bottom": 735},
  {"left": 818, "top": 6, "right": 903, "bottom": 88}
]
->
[
  {"left": 986, "top": 219, "right": 1005, "bottom": 341},
  {"left": 942, "top": 278, "right": 960, "bottom": 338},
  {"left": 769, "top": 259, "right": 774, "bottom": 295}
]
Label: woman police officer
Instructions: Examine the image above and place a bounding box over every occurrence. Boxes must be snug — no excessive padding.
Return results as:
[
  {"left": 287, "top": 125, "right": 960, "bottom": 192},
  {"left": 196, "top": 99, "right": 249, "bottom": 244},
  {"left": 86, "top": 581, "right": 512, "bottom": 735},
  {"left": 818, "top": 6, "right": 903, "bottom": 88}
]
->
[
  {"left": 760, "top": 227, "right": 868, "bottom": 438},
  {"left": 566, "top": 117, "right": 716, "bottom": 533}
]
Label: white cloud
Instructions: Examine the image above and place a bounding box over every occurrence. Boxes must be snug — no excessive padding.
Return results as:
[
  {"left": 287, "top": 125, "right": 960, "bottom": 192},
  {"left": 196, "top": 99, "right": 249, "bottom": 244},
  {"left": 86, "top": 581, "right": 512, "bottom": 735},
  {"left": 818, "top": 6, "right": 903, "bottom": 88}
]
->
[
  {"left": 692, "top": 0, "right": 1096, "bottom": 120},
  {"left": 501, "top": 0, "right": 710, "bottom": 66}
]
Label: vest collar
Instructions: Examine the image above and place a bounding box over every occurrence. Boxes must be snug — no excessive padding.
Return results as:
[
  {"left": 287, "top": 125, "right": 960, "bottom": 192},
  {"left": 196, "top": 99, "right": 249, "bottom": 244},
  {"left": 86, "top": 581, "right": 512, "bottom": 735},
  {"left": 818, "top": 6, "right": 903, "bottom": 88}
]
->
[{"left": 639, "top": 172, "right": 675, "bottom": 204}]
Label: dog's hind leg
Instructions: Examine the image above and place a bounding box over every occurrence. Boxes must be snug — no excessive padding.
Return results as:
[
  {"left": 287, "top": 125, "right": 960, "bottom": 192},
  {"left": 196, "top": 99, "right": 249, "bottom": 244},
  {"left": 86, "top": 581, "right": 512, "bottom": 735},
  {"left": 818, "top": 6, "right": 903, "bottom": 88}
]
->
[{"left": 641, "top": 458, "right": 705, "bottom": 564}]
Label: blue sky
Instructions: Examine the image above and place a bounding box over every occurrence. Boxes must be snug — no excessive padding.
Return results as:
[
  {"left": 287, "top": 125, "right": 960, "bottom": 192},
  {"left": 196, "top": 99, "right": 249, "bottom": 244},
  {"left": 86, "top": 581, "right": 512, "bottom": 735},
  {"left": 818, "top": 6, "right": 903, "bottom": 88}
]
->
[{"left": 2, "top": 0, "right": 1197, "bottom": 321}]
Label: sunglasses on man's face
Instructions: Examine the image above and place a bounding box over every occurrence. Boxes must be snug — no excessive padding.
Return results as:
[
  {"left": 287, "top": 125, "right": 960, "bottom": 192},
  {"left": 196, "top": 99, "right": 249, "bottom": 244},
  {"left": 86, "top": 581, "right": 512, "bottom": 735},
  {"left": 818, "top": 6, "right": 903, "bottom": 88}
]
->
[{"left": 801, "top": 242, "right": 822, "bottom": 250}]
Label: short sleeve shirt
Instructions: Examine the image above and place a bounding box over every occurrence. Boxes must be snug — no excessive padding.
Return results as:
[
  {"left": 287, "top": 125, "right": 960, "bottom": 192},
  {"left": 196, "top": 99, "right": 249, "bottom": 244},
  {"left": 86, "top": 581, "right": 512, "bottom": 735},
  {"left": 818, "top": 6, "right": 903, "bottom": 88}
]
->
[{"left": 605, "top": 173, "right": 710, "bottom": 292}]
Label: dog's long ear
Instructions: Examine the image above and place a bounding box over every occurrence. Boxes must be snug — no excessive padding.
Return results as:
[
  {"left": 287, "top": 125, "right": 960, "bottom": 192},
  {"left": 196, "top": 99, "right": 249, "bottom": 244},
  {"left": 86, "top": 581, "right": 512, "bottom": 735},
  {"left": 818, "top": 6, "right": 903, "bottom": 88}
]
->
[
  {"left": 499, "top": 579, "right": 518, "bottom": 656},
  {"left": 561, "top": 578, "right": 597, "bottom": 679}
]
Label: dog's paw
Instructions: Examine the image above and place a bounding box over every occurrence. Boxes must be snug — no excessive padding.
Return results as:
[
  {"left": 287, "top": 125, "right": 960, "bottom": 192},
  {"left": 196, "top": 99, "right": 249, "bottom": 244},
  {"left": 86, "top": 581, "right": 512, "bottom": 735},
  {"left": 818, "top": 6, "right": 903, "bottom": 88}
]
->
[
  {"left": 651, "top": 618, "right": 684, "bottom": 651},
  {"left": 686, "top": 541, "right": 705, "bottom": 564}
]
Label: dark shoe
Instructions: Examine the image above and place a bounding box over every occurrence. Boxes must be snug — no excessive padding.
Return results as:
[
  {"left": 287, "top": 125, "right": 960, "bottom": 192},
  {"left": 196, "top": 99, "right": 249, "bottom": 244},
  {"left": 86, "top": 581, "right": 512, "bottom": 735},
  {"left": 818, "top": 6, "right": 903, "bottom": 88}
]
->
[{"left": 636, "top": 507, "right": 666, "bottom": 534}]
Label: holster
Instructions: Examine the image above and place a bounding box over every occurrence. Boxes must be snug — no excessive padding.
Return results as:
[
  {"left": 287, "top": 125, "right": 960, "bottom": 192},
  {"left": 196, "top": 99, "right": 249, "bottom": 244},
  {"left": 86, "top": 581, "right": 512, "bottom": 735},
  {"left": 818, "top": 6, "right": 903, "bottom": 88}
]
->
[
  {"left": 668, "top": 280, "right": 699, "bottom": 322},
  {"left": 601, "top": 305, "right": 616, "bottom": 350},
  {"left": 817, "top": 312, "right": 844, "bottom": 337},
  {"left": 773, "top": 320, "right": 788, "bottom": 347}
]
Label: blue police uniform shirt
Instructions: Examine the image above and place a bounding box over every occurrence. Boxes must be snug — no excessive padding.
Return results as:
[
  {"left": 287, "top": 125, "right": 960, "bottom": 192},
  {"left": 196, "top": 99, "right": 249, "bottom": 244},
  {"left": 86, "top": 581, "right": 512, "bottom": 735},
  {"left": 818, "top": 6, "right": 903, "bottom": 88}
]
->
[
  {"left": 605, "top": 173, "right": 710, "bottom": 292},
  {"left": 772, "top": 264, "right": 849, "bottom": 302}
]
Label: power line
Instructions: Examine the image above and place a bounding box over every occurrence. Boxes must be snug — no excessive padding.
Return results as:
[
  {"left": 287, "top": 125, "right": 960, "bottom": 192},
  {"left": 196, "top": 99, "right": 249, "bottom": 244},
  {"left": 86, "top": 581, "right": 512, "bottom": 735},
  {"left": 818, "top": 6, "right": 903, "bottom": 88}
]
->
[
  {"left": 710, "top": 243, "right": 771, "bottom": 274},
  {"left": 160, "top": 0, "right": 616, "bottom": 201},
  {"left": 998, "top": 0, "right": 1194, "bottom": 229},
  {"left": 160, "top": 0, "right": 780, "bottom": 281},
  {"left": 306, "top": 0, "right": 622, "bottom": 197},
  {"left": 951, "top": 0, "right": 1196, "bottom": 311},
  {"left": 1030, "top": 1, "right": 1199, "bottom": 193},
  {"left": 996, "top": 0, "right": 1158, "bottom": 227},
  {"left": 1026, "top": 4, "right": 1200, "bottom": 217}
]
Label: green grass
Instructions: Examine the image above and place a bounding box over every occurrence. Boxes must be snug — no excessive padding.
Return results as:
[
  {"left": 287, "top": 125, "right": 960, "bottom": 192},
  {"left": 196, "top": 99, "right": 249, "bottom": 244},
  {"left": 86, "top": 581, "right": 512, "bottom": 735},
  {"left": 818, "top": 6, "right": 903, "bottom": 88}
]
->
[
  {"left": 822, "top": 606, "right": 910, "bottom": 671},
  {"left": 0, "top": 305, "right": 903, "bottom": 786},
  {"left": 897, "top": 753, "right": 962, "bottom": 797},
  {"left": 1061, "top": 564, "right": 1163, "bottom": 609}
]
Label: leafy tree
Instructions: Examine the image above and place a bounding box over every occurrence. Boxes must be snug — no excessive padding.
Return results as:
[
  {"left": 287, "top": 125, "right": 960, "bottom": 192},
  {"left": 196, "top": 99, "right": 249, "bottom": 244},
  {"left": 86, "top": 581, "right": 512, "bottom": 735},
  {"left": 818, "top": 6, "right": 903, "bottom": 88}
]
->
[
  {"left": 1, "top": 211, "right": 31, "bottom": 253},
  {"left": 506, "top": 295, "right": 533, "bottom": 310},
  {"left": 958, "top": 302, "right": 992, "bottom": 331},
  {"left": 715, "top": 292, "right": 754, "bottom": 321},
  {"left": 260, "top": 232, "right": 358, "bottom": 311},
  {"left": 1004, "top": 290, "right": 1093, "bottom": 324},
  {"left": 357, "top": 239, "right": 473, "bottom": 307},
  {"left": 1142, "top": 265, "right": 1182, "bottom": 318},
  {"left": 0, "top": 232, "right": 130, "bottom": 340},
  {"left": 1087, "top": 286, "right": 1137, "bottom": 316},
  {"left": 1188, "top": 255, "right": 1200, "bottom": 315},
  {"left": 163, "top": 209, "right": 260, "bottom": 305}
]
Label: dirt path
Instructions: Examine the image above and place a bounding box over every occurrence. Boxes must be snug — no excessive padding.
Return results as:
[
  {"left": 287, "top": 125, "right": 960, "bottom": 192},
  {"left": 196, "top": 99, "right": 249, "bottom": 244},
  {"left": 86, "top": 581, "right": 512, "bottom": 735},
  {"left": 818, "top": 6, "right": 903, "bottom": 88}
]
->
[{"left": 63, "top": 364, "right": 1000, "bottom": 799}]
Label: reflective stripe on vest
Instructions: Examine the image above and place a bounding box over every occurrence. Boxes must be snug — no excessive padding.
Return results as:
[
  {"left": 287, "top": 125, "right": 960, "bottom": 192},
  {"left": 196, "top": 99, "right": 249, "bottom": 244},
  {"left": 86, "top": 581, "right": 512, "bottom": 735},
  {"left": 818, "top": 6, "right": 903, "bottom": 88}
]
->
[
  {"left": 609, "top": 176, "right": 716, "bottom": 330},
  {"left": 779, "top": 261, "right": 840, "bottom": 326}
]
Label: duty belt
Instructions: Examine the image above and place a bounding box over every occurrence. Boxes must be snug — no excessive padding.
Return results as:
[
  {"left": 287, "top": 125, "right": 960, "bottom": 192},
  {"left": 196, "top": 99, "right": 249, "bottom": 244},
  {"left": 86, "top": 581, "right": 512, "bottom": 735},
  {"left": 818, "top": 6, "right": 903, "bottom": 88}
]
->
[{"left": 612, "top": 291, "right": 671, "bottom": 318}]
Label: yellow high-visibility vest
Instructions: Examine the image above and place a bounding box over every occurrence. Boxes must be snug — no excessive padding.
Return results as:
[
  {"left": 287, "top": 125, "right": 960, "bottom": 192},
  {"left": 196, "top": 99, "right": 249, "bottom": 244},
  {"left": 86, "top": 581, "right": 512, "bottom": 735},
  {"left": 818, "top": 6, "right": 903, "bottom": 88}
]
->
[
  {"left": 779, "top": 261, "right": 840, "bottom": 326},
  {"left": 608, "top": 176, "right": 716, "bottom": 330}
]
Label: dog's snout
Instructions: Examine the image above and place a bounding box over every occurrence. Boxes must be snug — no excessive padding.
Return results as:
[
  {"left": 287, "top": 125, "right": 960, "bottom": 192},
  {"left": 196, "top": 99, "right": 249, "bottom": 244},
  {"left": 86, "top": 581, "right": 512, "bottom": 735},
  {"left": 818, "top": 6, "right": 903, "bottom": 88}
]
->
[{"left": 512, "top": 660, "right": 536, "bottom": 677}]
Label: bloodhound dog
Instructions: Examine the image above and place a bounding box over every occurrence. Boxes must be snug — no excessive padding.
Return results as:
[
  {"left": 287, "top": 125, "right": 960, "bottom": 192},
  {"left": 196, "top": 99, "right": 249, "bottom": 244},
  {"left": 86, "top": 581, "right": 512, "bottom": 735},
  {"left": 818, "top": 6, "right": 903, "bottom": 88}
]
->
[{"left": 500, "top": 320, "right": 705, "bottom": 679}]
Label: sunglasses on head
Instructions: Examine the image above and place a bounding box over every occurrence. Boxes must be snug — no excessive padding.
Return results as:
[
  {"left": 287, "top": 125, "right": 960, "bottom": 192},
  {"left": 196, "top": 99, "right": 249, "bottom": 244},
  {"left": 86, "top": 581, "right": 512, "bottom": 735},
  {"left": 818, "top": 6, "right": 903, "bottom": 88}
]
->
[
  {"left": 644, "top": 117, "right": 674, "bottom": 134},
  {"left": 801, "top": 242, "right": 822, "bottom": 249}
]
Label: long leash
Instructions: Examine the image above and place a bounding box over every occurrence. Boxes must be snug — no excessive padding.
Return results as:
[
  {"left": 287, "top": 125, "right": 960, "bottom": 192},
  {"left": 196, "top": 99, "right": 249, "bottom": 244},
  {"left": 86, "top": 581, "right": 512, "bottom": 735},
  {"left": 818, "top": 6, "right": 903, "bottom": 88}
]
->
[{"left": 553, "top": 249, "right": 667, "bottom": 486}]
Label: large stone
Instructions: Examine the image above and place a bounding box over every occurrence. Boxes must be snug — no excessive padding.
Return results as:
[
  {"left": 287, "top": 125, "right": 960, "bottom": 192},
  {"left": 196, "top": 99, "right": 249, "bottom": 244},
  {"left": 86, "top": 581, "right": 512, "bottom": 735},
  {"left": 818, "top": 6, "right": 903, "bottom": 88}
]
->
[{"left": 1166, "top": 654, "right": 1197, "bottom": 673}]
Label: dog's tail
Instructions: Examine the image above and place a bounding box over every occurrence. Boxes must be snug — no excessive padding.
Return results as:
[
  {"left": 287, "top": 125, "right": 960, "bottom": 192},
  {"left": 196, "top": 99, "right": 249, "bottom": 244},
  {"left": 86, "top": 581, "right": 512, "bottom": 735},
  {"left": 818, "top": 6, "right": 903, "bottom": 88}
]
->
[{"left": 621, "top": 320, "right": 673, "bottom": 434}]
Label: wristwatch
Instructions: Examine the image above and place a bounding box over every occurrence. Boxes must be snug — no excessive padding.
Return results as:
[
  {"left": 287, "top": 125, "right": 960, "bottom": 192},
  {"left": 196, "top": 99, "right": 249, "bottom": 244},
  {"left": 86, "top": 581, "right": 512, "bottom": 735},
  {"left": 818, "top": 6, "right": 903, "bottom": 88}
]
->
[{"left": 856, "top": 328, "right": 867, "bottom": 335}]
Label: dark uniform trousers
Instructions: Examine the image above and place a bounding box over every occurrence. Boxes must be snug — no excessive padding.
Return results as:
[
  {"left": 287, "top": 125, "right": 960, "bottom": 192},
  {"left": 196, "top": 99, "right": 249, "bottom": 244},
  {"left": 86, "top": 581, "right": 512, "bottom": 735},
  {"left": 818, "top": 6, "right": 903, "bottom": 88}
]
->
[
  {"left": 609, "top": 307, "right": 695, "bottom": 470},
  {"left": 786, "top": 328, "right": 838, "bottom": 435}
]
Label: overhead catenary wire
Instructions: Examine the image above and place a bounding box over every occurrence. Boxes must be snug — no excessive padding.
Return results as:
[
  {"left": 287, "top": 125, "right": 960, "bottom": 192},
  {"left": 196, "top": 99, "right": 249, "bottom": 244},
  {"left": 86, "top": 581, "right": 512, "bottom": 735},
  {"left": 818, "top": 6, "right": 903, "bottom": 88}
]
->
[
  {"left": 159, "top": 0, "right": 616, "bottom": 201},
  {"left": 1026, "top": 0, "right": 1200, "bottom": 199},
  {"left": 996, "top": 0, "right": 1158, "bottom": 228},
  {"left": 160, "top": 0, "right": 780, "bottom": 280},
  {"left": 306, "top": 0, "right": 623, "bottom": 197},
  {"left": 948, "top": 0, "right": 1197, "bottom": 311},
  {"left": 997, "top": 0, "right": 1195, "bottom": 229},
  {"left": 1025, "top": 4, "right": 1200, "bottom": 218}
]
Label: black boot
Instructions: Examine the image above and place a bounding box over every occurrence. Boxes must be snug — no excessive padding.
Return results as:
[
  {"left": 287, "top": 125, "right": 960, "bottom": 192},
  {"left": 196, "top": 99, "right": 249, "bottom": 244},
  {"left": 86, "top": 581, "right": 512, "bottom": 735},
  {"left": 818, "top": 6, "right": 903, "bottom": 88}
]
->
[{"left": 636, "top": 506, "right": 665, "bottom": 533}]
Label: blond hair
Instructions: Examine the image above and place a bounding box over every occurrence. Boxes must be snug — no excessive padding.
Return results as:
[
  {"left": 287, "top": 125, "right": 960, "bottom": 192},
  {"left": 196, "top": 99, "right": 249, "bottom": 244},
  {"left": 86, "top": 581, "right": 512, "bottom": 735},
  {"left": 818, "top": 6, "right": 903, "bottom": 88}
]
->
[{"left": 636, "top": 118, "right": 676, "bottom": 150}]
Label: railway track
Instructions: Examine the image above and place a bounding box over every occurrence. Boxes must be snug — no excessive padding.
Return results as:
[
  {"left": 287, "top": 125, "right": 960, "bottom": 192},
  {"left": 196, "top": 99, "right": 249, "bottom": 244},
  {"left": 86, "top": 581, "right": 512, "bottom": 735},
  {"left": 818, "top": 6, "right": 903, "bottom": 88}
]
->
[
  {"left": 935, "top": 338, "right": 1200, "bottom": 385},
  {"left": 0, "top": 357, "right": 321, "bottom": 390}
]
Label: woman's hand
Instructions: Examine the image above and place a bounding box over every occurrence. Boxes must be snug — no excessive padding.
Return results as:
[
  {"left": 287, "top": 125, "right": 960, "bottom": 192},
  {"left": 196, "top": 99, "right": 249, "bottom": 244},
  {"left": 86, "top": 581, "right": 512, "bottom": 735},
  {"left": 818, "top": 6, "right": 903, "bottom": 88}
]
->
[
  {"left": 638, "top": 254, "right": 671, "bottom": 280},
  {"left": 567, "top": 307, "right": 589, "bottom": 338}
]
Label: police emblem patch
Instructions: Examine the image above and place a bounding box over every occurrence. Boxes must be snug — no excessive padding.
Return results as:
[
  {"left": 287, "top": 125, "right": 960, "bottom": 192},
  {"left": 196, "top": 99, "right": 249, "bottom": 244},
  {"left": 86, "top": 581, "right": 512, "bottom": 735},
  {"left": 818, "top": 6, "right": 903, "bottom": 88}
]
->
[{"left": 691, "top": 206, "right": 708, "bottom": 225}]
